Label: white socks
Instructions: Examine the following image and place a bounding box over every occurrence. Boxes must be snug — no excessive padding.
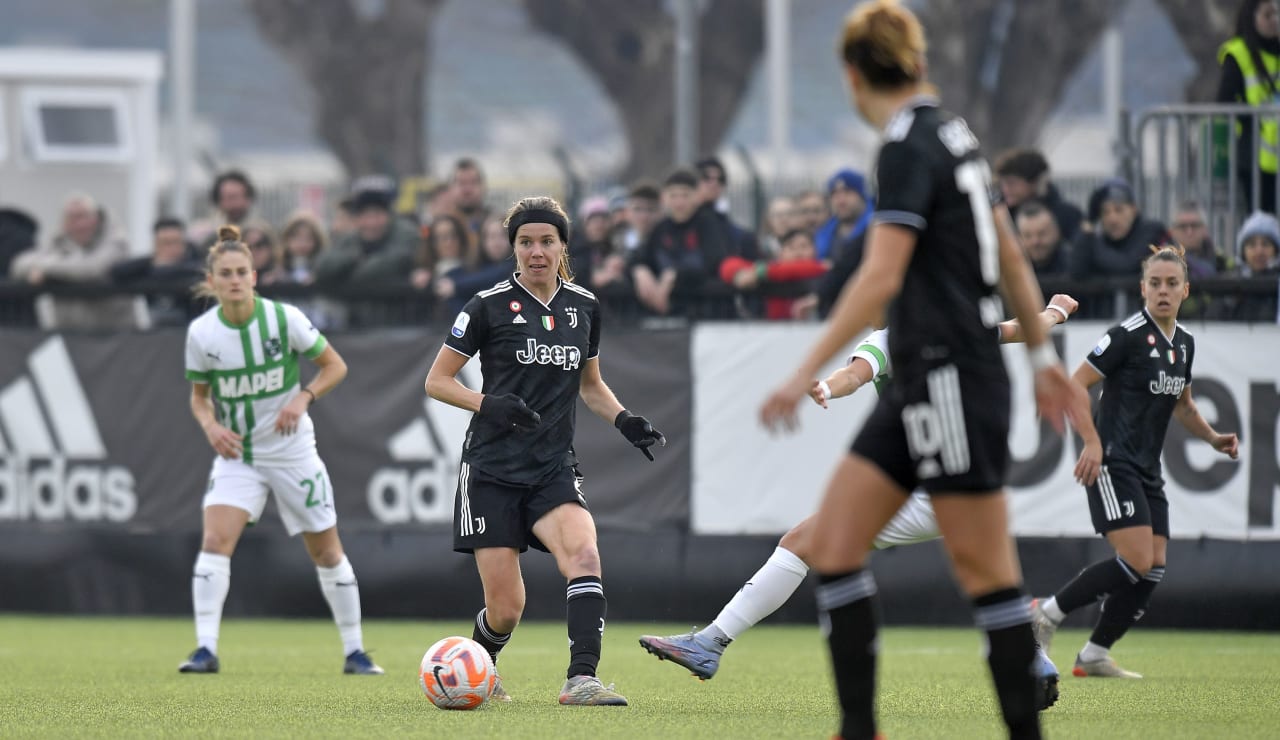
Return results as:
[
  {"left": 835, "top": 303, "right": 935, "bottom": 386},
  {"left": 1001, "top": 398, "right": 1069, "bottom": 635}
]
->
[
  {"left": 317, "top": 555, "right": 364, "bottom": 656},
  {"left": 1041, "top": 596, "right": 1066, "bottom": 624},
  {"left": 710, "top": 546, "right": 810, "bottom": 641},
  {"left": 1079, "top": 641, "right": 1110, "bottom": 662},
  {"left": 192, "top": 551, "right": 231, "bottom": 654}
]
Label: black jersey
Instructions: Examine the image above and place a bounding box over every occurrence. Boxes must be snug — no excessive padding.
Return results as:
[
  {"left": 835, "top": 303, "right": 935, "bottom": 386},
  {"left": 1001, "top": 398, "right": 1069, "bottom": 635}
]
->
[
  {"left": 873, "top": 96, "right": 1006, "bottom": 385},
  {"left": 444, "top": 275, "right": 602, "bottom": 485},
  {"left": 1084, "top": 308, "right": 1194, "bottom": 485}
]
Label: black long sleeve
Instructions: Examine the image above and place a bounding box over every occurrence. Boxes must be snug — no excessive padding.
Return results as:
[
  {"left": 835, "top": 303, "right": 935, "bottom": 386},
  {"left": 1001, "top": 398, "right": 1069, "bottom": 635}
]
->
[{"left": 1217, "top": 53, "right": 1245, "bottom": 103}]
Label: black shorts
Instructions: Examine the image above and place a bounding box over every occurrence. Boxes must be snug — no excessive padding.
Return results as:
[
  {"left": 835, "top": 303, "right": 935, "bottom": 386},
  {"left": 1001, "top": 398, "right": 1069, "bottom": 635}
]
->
[
  {"left": 1087, "top": 463, "right": 1169, "bottom": 537},
  {"left": 850, "top": 363, "right": 1010, "bottom": 494},
  {"left": 452, "top": 463, "right": 587, "bottom": 554}
]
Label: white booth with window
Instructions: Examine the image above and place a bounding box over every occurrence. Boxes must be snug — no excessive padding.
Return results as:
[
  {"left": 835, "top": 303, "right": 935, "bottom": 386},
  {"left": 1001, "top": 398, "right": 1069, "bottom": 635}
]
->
[{"left": 0, "top": 48, "right": 162, "bottom": 258}]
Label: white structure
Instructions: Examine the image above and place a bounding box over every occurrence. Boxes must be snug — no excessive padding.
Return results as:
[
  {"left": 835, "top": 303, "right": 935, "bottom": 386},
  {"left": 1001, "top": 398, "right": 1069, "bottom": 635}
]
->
[{"left": 0, "top": 48, "right": 162, "bottom": 257}]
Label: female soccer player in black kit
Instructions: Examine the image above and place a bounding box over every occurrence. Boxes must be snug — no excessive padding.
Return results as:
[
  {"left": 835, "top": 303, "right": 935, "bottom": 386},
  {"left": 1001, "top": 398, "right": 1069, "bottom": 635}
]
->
[
  {"left": 1032, "top": 246, "right": 1239, "bottom": 679},
  {"left": 759, "top": 2, "right": 1085, "bottom": 738},
  {"left": 425, "top": 196, "right": 665, "bottom": 706}
]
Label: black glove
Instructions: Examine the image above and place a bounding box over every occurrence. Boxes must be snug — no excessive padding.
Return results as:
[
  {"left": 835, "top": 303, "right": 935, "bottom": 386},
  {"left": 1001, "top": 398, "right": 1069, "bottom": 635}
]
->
[
  {"left": 614, "top": 410, "right": 666, "bottom": 461},
  {"left": 479, "top": 393, "right": 541, "bottom": 432}
]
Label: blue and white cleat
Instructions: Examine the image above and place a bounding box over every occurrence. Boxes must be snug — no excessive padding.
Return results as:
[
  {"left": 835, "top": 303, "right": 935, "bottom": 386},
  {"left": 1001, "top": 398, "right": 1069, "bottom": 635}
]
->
[
  {"left": 638, "top": 630, "right": 722, "bottom": 680},
  {"left": 343, "top": 649, "right": 385, "bottom": 675},
  {"left": 178, "top": 646, "right": 220, "bottom": 674},
  {"left": 1034, "top": 644, "right": 1060, "bottom": 710}
]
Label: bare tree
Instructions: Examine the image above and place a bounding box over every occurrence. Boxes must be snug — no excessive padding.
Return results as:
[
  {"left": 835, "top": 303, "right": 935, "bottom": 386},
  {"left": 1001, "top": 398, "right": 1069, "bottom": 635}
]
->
[
  {"left": 247, "top": 0, "right": 445, "bottom": 179},
  {"left": 523, "top": 0, "right": 764, "bottom": 182},
  {"left": 1154, "top": 0, "right": 1237, "bottom": 102},
  {"left": 920, "top": 0, "right": 1120, "bottom": 154}
]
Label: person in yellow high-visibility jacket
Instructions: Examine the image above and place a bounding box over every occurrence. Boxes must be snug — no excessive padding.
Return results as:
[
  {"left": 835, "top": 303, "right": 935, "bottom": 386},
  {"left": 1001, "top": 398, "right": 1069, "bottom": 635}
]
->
[{"left": 1218, "top": 0, "right": 1280, "bottom": 213}]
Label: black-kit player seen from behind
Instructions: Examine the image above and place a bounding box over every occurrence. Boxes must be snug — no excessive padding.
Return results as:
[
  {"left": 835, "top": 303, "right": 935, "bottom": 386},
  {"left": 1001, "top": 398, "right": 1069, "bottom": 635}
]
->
[
  {"left": 758, "top": 1, "right": 1086, "bottom": 738},
  {"left": 424, "top": 195, "right": 665, "bottom": 707}
]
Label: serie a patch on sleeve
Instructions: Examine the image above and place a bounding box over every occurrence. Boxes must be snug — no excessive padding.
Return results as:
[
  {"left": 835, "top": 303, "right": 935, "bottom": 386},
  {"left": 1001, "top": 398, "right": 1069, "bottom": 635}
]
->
[
  {"left": 452, "top": 312, "right": 471, "bottom": 338},
  {"left": 1093, "top": 333, "right": 1111, "bottom": 356}
]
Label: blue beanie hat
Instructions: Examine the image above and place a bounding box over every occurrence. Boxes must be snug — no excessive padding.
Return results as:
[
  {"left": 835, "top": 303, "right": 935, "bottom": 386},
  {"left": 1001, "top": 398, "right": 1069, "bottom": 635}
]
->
[
  {"left": 827, "top": 168, "right": 867, "bottom": 199},
  {"left": 1236, "top": 210, "right": 1280, "bottom": 258}
]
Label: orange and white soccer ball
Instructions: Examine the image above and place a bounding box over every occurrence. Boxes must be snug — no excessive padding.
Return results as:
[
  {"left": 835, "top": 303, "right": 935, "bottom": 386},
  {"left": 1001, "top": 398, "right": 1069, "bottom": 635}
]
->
[{"left": 419, "top": 636, "right": 497, "bottom": 710}]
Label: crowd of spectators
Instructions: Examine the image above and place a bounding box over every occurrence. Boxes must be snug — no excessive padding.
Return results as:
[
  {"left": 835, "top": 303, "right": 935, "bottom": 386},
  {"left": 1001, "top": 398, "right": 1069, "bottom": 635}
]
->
[{"left": 2, "top": 145, "right": 1278, "bottom": 331}]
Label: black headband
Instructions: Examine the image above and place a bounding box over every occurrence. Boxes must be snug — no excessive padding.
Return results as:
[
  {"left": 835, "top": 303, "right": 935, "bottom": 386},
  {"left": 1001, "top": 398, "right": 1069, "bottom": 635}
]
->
[{"left": 507, "top": 209, "right": 569, "bottom": 246}]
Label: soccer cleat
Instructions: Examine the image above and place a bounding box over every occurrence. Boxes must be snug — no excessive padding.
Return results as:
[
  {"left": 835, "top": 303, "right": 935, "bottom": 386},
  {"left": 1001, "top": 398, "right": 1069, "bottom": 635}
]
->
[
  {"left": 1029, "top": 598, "right": 1059, "bottom": 657},
  {"left": 178, "top": 646, "right": 219, "bottom": 674},
  {"left": 1033, "top": 645, "right": 1060, "bottom": 710},
  {"left": 343, "top": 649, "right": 385, "bottom": 675},
  {"left": 1072, "top": 654, "right": 1142, "bottom": 679},
  {"left": 490, "top": 673, "right": 512, "bottom": 702},
  {"left": 638, "top": 630, "right": 721, "bottom": 680},
  {"left": 558, "top": 675, "right": 629, "bottom": 706}
]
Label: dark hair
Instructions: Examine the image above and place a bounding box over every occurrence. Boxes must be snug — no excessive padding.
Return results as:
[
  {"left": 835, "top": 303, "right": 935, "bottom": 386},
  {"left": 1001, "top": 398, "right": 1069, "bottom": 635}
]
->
[
  {"left": 452, "top": 157, "right": 485, "bottom": 182},
  {"left": 994, "top": 149, "right": 1049, "bottom": 181},
  {"left": 209, "top": 170, "right": 255, "bottom": 206},
  {"left": 1236, "top": 0, "right": 1278, "bottom": 98},
  {"left": 153, "top": 217, "right": 185, "bottom": 234},
  {"left": 1015, "top": 200, "right": 1051, "bottom": 221},
  {"left": 696, "top": 156, "right": 727, "bottom": 184},
  {"left": 420, "top": 213, "right": 477, "bottom": 271},
  {"left": 664, "top": 168, "right": 699, "bottom": 190},
  {"left": 1143, "top": 243, "right": 1189, "bottom": 280},
  {"left": 780, "top": 228, "right": 815, "bottom": 246},
  {"left": 193, "top": 225, "right": 254, "bottom": 299},
  {"left": 840, "top": 0, "right": 927, "bottom": 90},
  {"left": 628, "top": 181, "right": 661, "bottom": 201}
]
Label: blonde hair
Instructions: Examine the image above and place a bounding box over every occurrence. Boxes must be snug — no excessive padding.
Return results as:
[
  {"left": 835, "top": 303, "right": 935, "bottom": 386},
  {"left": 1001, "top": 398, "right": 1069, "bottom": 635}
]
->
[
  {"left": 1143, "top": 243, "right": 1189, "bottom": 280},
  {"left": 841, "top": 0, "right": 927, "bottom": 90},
  {"left": 503, "top": 196, "right": 574, "bottom": 282},
  {"left": 192, "top": 225, "right": 254, "bottom": 300}
]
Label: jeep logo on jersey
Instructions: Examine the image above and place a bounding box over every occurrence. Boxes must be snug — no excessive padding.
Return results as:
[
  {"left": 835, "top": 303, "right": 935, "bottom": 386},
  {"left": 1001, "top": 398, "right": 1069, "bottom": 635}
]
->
[
  {"left": 1149, "top": 370, "right": 1186, "bottom": 397},
  {"left": 216, "top": 367, "right": 286, "bottom": 398},
  {"left": 0, "top": 337, "right": 137, "bottom": 523},
  {"left": 515, "top": 338, "right": 582, "bottom": 370}
]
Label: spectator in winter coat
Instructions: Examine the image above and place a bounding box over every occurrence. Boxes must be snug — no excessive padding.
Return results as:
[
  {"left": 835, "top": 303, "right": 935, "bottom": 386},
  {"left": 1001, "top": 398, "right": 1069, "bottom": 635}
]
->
[
  {"left": 720, "top": 229, "right": 829, "bottom": 320},
  {"left": 315, "top": 188, "right": 419, "bottom": 287},
  {"left": 995, "top": 148, "right": 1085, "bottom": 241},
  {"left": 630, "top": 169, "right": 731, "bottom": 316},
  {"left": 814, "top": 168, "right": 874, "bottom": 263},
  {"left": 1015, "top": 201, "right": 1071, "bottom": 284},
  {"left": 10, "top": 192, "right": 142, "bottom": 330},
  {"left": 1211, "top": 210, "right": 1280, "bottom": 321},
  {"left": 1071, "top": 179, "right": 1172, "bottom": 281}
]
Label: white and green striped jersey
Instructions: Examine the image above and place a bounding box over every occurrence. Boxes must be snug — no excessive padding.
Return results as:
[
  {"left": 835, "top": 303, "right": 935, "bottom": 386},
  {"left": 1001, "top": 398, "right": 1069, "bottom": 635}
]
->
[
  {"left": 850, "top": 328, "right": 892, "bottom": 394},
  {"left": 184, "top": 298, "right": 328, "bottom": 465}
]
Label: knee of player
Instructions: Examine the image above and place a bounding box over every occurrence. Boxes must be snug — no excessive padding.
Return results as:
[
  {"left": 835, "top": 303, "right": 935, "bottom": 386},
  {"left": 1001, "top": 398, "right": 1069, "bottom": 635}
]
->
[
  {"left": 1120, "top": 552, "right": 1155, "bottom": 576},
  {"left": 486, "top": 599, "right": 525, "bottom": 631},
  {"left": 564, "top": 544, "right": 602, "bottom": 577},
  {"left": 200, "top": 532, "right": 236, "bottom": 555}
]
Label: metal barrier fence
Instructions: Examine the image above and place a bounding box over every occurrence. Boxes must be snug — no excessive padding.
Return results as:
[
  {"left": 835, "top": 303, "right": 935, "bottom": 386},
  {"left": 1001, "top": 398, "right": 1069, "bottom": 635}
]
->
[
  {"left": 1130, "top": 102, "right": 1280, "bottom": 254},
  {"left": 0, "top": 276, "right": 1275, "bottom": 330}
]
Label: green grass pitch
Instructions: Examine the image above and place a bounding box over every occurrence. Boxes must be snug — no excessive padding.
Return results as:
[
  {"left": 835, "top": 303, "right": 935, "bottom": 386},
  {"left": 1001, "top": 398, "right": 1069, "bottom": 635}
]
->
[{"left": 1, "top": 615, "right": 1276, "bottom": 738}]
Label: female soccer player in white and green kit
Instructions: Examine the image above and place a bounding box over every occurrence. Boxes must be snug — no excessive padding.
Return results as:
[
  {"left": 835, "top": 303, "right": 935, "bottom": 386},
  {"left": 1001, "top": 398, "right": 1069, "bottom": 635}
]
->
[
  {"left": 641, "top": 294, "right": 1082, "bottom": 711},
  {"left": 178, "top": 225, "right": 382, "bottom": 676}
]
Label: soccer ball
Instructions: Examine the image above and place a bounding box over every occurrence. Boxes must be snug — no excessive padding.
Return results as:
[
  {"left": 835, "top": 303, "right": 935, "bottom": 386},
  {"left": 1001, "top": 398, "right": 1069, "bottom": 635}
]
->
[{"left": 419, "top": 636, "right": 497, "bottom": 710}]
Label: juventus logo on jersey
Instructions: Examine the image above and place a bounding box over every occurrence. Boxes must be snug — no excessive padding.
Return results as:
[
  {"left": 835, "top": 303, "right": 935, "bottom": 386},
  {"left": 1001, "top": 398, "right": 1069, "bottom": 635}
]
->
[{"left": 566, "top": 306, "right": 579, "bottom": 328}]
